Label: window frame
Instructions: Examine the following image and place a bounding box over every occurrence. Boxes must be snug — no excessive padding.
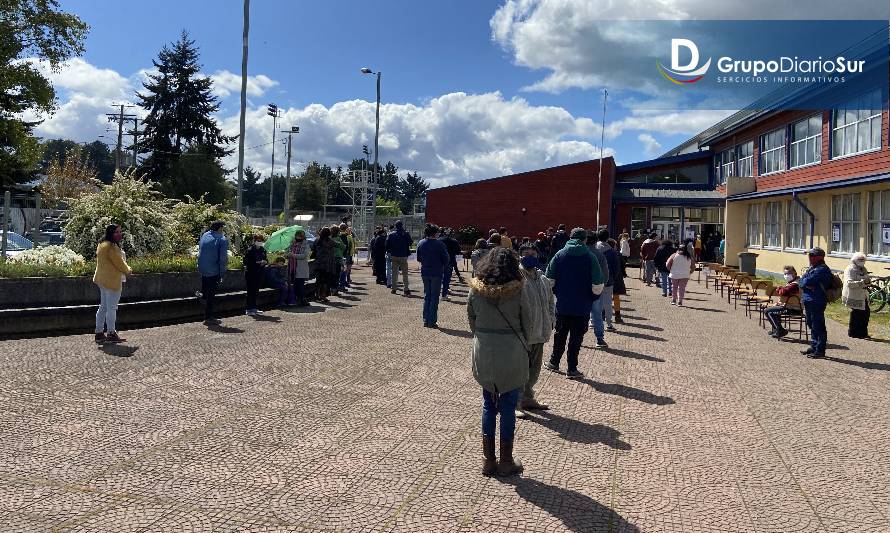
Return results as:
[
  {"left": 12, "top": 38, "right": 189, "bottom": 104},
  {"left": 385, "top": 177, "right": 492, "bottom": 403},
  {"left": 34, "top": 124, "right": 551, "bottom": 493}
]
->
[
  {"left": 746, "top": 203, "right": 762, "bottom": 248},
  {"left": 736, "top": 141, "right": 754, "bottom": 177},
  {"left": 790, "top": 114, "right": 823, "bottom": 169},
  {"left": 867, "top": 190, "right": 890, "bottom": 259},
  {"left": 759, "top": 127, "right": 787, "bottom": 176},
  {"left": 829, "top": 193, "right": 862, "bottom": 255},
  {"left": 785, "top": 200, "right": 808, "bottom": 251},
  {"left": 831, "top": 90, "right": 883, "bottom": 160},
  {"left": 763, "top": 201, "right": 782, "bottom": 249}
]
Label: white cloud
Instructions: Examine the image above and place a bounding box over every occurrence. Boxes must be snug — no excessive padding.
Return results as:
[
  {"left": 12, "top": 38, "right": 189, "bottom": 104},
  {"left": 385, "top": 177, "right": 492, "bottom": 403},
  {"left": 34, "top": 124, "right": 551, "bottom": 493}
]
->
[
  {"left": 491, "top": 0, "right": 890, "bottom": 95},
  {"left": 210, "top": 70, "right": 278, "bottom": 99},
  {"left": 606, "top": 109, "right": 733, "bottom": 139},
  {"left": 638, "top": 133, "right": 662, "bottom": 157}
]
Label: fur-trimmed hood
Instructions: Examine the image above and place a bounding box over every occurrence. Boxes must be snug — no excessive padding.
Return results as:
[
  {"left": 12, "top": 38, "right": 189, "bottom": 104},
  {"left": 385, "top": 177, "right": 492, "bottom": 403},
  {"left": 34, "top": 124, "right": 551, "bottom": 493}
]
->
[{"left": 469, "top": 278, "right": 524, "bottom": 301}]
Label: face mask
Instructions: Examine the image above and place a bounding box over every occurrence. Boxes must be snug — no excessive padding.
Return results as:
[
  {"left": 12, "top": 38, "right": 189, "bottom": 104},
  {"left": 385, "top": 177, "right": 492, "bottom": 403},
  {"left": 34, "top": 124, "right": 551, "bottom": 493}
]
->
[
  {"left": 294, "top": 237, "right": 304, "bottom": 242},
  {"left": 113, "top": 233, "right": 122, "bottom": 243},
  {"left": 520, "top": 255, "right": 539, "bottom": 269},
  {"left": 783, "top": 274, "right": 794, "bottom": 282}
]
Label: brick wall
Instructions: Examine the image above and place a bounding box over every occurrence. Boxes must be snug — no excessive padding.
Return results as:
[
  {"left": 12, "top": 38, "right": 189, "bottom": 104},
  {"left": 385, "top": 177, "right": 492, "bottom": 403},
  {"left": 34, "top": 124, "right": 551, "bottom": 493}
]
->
[{"left": 425, "top": 159, "right": 615, "bottom": 239}]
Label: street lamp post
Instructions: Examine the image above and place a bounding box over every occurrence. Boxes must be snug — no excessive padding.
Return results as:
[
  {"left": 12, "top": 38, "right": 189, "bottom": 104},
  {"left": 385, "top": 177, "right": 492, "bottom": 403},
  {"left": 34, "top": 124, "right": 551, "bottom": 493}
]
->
[
  {"left": 236, "top": 0, "right": 250, "bottom": 215},
  {"left": 360, "top": 67, "right": 380, "bottom": 235},
  {"left": 267, "top": 103, "right": 281, "bottom": 218}
]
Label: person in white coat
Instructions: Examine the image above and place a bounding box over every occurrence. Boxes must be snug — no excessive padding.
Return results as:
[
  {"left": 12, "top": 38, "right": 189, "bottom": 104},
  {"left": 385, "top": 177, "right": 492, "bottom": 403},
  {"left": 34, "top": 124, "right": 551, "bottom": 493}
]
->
[
  {"left": 517, "top": 243, "right": 555, "bottom": 418},
  {"left": 619, "top": 232, "right": 630, "bottom": 278},
  {"left": 667, "top": 245, "right": 694, "bottom": 306},
  {"left": 843, "top": 252, "right": 871, "bottom": 339}
]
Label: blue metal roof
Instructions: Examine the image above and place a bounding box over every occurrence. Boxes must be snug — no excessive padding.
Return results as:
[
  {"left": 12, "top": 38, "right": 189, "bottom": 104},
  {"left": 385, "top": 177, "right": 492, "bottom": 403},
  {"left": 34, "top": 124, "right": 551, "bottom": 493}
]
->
[
  {"left": 727, "top": 171, "right": 890, "bottom": 201},
  {"left": 615, "top": 151, "right": 712, "bottom": 174}
]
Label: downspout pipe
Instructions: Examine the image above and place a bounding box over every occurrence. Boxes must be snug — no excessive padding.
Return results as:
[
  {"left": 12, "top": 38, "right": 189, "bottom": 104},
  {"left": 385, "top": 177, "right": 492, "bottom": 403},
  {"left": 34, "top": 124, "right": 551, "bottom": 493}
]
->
[{"left": 792, "top": 191, "right": 816, "bottom": 249}]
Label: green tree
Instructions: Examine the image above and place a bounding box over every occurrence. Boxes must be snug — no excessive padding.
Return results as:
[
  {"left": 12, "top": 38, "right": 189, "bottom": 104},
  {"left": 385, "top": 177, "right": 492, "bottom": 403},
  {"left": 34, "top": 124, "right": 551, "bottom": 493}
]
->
[
  {"left": 289, "top": 161, "right": 336, "bottom": 211},
  {"left": 39, "top": 139, "right": 114, "bottom": 183},
  {"left": 378, "top": 161, "right": 400, "bottom": 201},
  {"left": 164, "top": 145, "right": 230, "bottom": 206},
  {"left": 398, "top": 171, "right": 429, "bottom": 215},
  {"left": 136, "top": 31, "right": 233, "bottom": 195},
  {"left": 0, "top": 0, "right": 88, "bottom": 187},
  {"left": 82, "top": 141, "right": 115, "bottom": 184},
  {"left": 39, "top": 138, "right": 78, "bottom": 169},
  {"left": 375, "top": 196, "right": 401, "bottom": 217},
  {"left": 241, "top": 166, "right": 265, "bottom": 209}
]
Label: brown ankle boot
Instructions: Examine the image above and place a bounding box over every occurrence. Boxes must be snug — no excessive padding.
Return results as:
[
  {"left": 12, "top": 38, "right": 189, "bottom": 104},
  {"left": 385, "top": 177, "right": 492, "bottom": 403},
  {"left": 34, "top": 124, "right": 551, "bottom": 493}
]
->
[
  {"left": 482, "top": 435, "right": 497, "bottom": 476},
  {"left": 496, "top": 438, "right": 523, "bottom": 476}
]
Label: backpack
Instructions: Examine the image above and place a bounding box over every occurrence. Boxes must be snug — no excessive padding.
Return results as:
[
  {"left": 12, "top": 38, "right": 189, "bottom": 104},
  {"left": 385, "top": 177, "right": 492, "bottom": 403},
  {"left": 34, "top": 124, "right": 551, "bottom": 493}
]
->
[{"left": 824, "top": 272, "right": 843, "bottom": 303}]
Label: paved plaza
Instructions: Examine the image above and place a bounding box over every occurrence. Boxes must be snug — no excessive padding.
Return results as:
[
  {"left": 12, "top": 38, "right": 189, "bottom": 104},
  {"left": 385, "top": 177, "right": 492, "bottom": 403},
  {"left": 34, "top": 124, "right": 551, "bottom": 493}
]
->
[{"left": 1, "top": 263, "right": 889, "bottom": 532}]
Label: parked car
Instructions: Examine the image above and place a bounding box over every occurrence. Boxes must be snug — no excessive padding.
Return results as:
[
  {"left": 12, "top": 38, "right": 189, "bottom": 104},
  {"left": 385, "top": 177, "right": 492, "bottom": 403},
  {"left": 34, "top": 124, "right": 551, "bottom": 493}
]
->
[
  {"left": 2, "top": 232, "right": 34, "bottom": 258},
  {"left": 25, "top": 219, "right": 65, "bottom": 246}
]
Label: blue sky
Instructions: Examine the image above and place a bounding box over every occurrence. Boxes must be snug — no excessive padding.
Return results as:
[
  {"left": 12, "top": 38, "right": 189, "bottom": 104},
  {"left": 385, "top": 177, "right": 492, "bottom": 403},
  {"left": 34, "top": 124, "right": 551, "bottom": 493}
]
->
[{"left": 37, "top": 1, "right": 889, "bottom": 188}]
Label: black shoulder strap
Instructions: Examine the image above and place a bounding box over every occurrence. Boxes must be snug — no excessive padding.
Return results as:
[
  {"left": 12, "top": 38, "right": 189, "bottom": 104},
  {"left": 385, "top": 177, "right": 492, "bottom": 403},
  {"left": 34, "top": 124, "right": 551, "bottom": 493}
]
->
[{"left": 494, "top": 300, "right": 531, "bottom": 355}]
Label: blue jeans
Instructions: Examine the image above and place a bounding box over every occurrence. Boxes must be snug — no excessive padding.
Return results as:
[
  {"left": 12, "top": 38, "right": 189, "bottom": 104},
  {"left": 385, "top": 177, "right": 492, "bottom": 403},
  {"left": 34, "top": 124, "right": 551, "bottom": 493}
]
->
[
  {"left": 385, "top": 253, "right": 392, "bottom": 287},
  {"left": 422, "top": 276, "right": 442, "bottom": 325},
  {"left": 804, "top": 301, "right": 827, "bottom": 354},
  {"left": 442, "top": 265, "right": 452, "bottom": 297},
  {"left": 659, "top": 271, "right": 672, "bottom": 296},
  {"left": 96, "top": 286, "right": 122, "bottom": 333},
  {"left": 589, "top": 296, "right": 604, "bottom": 339},
  {"left": 482, "top": 388, "right": 520, "bottom": 439}
]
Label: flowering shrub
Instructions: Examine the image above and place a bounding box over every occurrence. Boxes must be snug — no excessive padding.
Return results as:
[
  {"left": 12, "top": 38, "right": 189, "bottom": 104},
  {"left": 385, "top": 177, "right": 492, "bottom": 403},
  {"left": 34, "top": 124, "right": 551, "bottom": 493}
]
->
[
  {"left": 8, "top": 245, "right": 86, "bottom": 267},
  {"left": 63, "top": 169, "right": 173, "bottom": 259},
  {"left": 456, "top": 225, "right": 483, "bottom": 246},
  {"left": 170, "top": 195, "right": 248, "bottom": 254}
]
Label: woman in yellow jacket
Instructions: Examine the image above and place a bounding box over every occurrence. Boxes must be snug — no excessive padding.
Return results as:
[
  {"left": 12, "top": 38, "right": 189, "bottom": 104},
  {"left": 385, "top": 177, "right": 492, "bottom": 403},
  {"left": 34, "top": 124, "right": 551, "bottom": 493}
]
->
[{"left": 93, "top": 224, "right": 132, "bottom": 344}]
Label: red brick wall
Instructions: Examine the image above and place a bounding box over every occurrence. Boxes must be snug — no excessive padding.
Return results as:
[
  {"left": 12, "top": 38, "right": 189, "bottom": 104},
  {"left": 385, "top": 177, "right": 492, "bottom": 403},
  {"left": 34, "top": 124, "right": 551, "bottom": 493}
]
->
[
  {"left": 711, "top": 108, "right": 890, "bottom": 191},
  {"left": 425, "top": 159, "right": 615, "bottom": 239}
]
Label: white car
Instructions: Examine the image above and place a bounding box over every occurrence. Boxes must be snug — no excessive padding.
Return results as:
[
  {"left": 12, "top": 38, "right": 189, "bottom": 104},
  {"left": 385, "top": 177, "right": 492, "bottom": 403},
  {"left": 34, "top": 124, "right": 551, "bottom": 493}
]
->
[{"left": 2, "top": 232, "right": 34, "bottom": 258}]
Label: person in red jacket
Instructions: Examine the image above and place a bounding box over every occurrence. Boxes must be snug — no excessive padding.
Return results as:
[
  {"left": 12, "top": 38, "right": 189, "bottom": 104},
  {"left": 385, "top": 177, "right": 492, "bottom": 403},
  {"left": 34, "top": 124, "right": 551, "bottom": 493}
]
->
[{"left": 763, "top": 265, "right": 801, "bottom": 338}]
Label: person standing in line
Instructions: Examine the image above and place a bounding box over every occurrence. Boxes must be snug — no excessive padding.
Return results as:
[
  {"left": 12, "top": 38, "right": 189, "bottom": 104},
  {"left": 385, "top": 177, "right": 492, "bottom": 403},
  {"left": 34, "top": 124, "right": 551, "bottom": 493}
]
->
[
  {"left": 470, "top": 238, "right": 488, "bottom": 277},
  {"left": 843, "top": 252, "right": 872, "bottom": 339},
  {"left": 544, "top": 228, "right": 605, "bottom": 379},
  {"left": 499, "top": 227, "right": 513, "bottom": 251},
  {"left": 666, "top": 243, "right": 693, "bottom": 306},
  {"left": 488, "top": 233, "right": 502, "bottom": 248},
  {"left": 619, "top": 232, "right": 630, "bottom": 278},
  {"left": 654, "top": 240, "right": 675, "bottom": 298},
  {"left": 93, "top": 224, "right": 133, "bottom": 343},
  {"left": 694, "top": 234, "right": 703, "bottom": 262},
  {"left": 385, "top": 224, "right": 395, "bottom": 288},
  {"left": 640, "top": 232, "right": 659, "bottom": 286},
  {"left": 763, "top": 265, "right": 800, "bottom": 338},
  {"left": 287, "top": 229, "right": 311, "bottom": 307},
  {"left": 197, "top": 221, "right": 229, "bottom": 325},
  {"left": 417, "top": 224, "right": 450, "bottom": 328},
  {"left": 244, "top": 234, "right": 268, "bottom": 316},
  {"left": 609, "top": 238, "right": 627, "bottom": 324},
  {"left": 718, "top": 235, "right": 726, "bottom": 264},
  {"left": 338, "top": 223, "right": 355, "bottom": 289},
  {"left": 371, "top": 228, "right": 388, "bottom": 285},
  {"left": 312, "top": 226, "right": 337, "bottom": 303},
  {"left": 534, "top": 232, "right": 551, "bottom": 265},
  {"left": 586, "top": 232, "right": 611, "bottom": 348},
  {"left": 517, "top": 243, "right": 555, "bottom": 418},
  {"left": 595, "top": 229, "right": 620, "bottom": 333},
  {"left": 468, "top": 246, "right": 532, "bottom": 477},
  {"left": 440, "top": 229, "right": 462, "bottom": 300},
  {"left": 386, "top": 220, "right": 413, "bottom": 296},
  {"left": 330, "top": 225, "right": 346, "bottom": 297},
  {"left": 798, "top": 247, "right": 834, "bottom": 358},
  {"left": 446, "top": 229, "right": 465, "bottom": 284},
  {"left": 550, "top": 224, "right": 569, "bottom": 254}
]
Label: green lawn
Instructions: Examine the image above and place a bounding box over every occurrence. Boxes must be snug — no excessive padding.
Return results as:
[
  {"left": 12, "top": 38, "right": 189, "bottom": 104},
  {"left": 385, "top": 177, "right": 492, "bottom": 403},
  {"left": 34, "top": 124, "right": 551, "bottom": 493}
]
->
[{"left": 825, "top": 301, "right": 890, "bottom": 341}]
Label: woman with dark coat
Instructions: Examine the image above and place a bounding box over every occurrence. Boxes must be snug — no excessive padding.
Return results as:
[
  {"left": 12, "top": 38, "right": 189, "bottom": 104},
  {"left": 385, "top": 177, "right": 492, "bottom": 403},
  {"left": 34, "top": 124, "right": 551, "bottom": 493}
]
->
[
  {"left": 653, "top": 240, "right": 676, "bottom": 297},
  {"left": 312, "top": 227, "right": 337, "bottom": 303},
  {"left": 371, "top": 228, "right": 388, "bottom": 285},
  {"left": 608, "top": 238, "right": 627, "bottom": 323}
]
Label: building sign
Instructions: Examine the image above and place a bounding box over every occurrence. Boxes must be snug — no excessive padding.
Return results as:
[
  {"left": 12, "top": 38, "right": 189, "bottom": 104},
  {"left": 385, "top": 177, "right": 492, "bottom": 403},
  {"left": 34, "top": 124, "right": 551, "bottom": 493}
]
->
[
  {"left": 831, "top": 223, "right": 841, "bottom": 243},
  {"left": 883, "top": 223, "right": 890, "bottom": 245}
]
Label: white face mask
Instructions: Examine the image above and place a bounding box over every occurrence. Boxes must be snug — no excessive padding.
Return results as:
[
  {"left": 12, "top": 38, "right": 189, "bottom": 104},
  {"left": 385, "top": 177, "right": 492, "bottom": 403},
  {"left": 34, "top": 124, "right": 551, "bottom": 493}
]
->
[{"left": 783, "top": 273, "right": 794, "bottom": 282}]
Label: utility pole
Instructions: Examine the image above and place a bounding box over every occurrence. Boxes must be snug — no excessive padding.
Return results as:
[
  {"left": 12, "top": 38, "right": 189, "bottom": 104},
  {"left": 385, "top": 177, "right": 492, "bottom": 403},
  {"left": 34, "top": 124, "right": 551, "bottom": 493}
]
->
[
  {"left": 236, "top": 0, "right": 250, "bottom": 214},
  {"left": 106, "top": 104, "right": 136, "bottom": 173},
  {"left": 267, "top": 103, "right": 281, "bottom": 217},
  {"left": 595, "top": 88, "right": 608, "bottom": 229},
  {"left": 282, "top": 126, "right": 299, "bottom": 224}
]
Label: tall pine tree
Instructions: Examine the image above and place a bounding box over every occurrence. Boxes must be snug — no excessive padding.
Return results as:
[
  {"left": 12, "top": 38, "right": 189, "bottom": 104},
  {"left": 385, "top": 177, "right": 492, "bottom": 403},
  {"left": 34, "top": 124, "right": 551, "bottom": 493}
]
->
[
  {"left": 398, "top": 171, "right": 429, "bottom": 215},
  {"left": 136, "top": 31, "right": 233, "bottom": 198}
]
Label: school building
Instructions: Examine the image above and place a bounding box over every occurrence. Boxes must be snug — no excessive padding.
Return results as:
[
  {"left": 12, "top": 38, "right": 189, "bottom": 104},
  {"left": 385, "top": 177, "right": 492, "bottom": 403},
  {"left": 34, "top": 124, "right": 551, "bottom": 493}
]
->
[{"left": 425, "top": 91, "right": 890, "bottom": 275}]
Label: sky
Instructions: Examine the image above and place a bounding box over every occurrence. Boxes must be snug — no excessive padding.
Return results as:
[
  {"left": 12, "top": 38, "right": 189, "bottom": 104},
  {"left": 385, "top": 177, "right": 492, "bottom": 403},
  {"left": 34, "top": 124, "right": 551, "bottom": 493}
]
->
[{"left": 31, "top": 0, "right": 890, "bottom": 189}]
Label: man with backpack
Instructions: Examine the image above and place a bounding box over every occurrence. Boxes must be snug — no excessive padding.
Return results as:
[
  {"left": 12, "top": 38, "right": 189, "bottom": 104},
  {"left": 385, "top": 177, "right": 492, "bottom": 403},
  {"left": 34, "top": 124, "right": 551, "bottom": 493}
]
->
[{"left": 798, "top": 247, "right": 839, "bottom": 359}]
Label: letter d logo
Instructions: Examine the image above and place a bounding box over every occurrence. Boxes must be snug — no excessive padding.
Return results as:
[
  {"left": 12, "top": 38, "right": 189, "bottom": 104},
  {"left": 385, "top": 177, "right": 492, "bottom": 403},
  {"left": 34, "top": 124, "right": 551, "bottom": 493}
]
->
[
  {"left": 658, "top": 38, "right": 711, "bottom": 85},
  {"left": 672, "top": 39, "right": 699, "bottom": 72}
]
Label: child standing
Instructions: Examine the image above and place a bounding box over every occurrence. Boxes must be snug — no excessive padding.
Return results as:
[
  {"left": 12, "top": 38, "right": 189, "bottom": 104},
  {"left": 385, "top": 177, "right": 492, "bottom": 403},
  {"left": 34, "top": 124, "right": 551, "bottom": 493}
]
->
[{"left": 266, "top": 256, "right": 289, "bottom": 307}]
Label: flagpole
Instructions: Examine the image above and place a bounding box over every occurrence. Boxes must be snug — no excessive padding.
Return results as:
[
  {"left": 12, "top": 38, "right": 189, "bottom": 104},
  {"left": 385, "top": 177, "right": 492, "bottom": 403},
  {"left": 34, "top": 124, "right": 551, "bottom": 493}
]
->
[{"left": 595, "top": 88, "right": 608, "bottom": 229}]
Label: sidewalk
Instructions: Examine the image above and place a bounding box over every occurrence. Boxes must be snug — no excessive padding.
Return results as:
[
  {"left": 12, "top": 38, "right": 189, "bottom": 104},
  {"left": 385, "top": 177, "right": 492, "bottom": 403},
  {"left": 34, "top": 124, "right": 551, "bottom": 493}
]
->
[{"left": 0, "top": 263, "right": 888, "bottom": 531}]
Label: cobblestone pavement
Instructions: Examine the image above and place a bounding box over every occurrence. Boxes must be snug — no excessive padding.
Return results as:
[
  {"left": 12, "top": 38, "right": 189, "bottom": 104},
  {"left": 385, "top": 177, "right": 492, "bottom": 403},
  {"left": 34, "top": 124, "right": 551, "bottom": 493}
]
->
[{"left": 1, "top": 263, "right": 889, "bottom": 532}]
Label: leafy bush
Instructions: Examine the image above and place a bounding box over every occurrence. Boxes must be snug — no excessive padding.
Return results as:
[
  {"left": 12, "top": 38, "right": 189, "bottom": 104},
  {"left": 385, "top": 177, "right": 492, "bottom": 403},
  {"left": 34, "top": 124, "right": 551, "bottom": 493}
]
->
[
  {"left": 170, "top": 195, "right": 248, "bottom": 254},
  {"left": 63, "top": 169, "right": 174, "bottom": 259},
  {"left": 456, "top": 225, "right": 483, "bottom": 246},
  {"left": 8, "top": 245, "right": 86, "bottom": 268},
  {"left": 0, "top": 254, "right": 243, "bottom": 279}
]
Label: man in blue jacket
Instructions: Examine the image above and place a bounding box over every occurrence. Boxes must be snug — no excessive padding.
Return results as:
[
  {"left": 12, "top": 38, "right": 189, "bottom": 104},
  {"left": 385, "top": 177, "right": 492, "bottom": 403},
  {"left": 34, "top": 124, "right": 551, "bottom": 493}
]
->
[
  {"left": 386, "top": 220, "right": 413, "bottom": 296},
  {"left": 544, "top": 227, "right": 605, "bottom": 379},
  {"left": 197, "top": 221, "right": 229, "bottom": 325},
  {"left": 416, "top": 224, "right": 450, "bottom": 328},
  {"left": 798, "top": 247, "right": 834, "bottom": 358}
]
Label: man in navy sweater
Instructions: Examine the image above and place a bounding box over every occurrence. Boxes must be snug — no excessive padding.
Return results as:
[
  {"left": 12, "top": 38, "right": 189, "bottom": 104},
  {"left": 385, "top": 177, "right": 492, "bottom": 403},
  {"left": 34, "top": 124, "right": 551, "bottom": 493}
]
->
[
  {"left": 798, "top": 247, "right": 834, "bottom": 358},
  {"left": 543, "top": 228, "right": 605, "bottom": 379},
  {"left": 416, "top": 224, "right": 450, "bottom": 328}
]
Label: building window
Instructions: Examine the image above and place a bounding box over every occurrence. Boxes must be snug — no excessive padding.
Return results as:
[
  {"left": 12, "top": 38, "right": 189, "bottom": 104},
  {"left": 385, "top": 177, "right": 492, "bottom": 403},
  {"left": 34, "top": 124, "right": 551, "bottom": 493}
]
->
[
  {"left": 831, "top": 193, "right": 861, "bottom": 254},
  {"left": 631, "top": 207, "right": 647, "bottom": 240},
  {"left": 746, "top": 204, "right": 762, "bottom": 247},
  {"left": 764, "top": 202, "right": 782, "bottom": 247},
  {"left": 786, "top": 200, "right": 808, "bottom": 250},
  {"left": 716, "top": 149, "right": 735, "bottom": 184},
  {"left": 867, "top": 190, "right": 890, "bottom": 257},
  {"left": 737, "top": 141, "right": 754, "bottom": 177},
  {"left": 832, "top": 89, "right": 883, "bottom": 158},
  {"left": 790, "top": 114, "right": 822, "bottom": 168},
  {"left": 759, "top": 128, "right": 786, "bottom": 175}
]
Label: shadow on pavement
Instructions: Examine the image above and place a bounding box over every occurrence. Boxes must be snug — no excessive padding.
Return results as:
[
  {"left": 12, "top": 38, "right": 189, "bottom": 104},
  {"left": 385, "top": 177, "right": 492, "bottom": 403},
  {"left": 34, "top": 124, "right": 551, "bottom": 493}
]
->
[
  {"left": 678, "top": 305, "right": 724, "bottom": 312},
  {"left": 280, "top": 305, "right": 325, "bottom": 314},
  {"left": 618, "top": 314, "right": 646, "bottom": 321},
  {"left": 438, "top": 327, "right": 473, "bottom": 338},
  {"left": 779, "top": 338, "right": 850, "bottom": 350},
  {"left": 621, "top": 322, "right": 663, "bottom": 332},
  {"left": 612, "top": 330, "right": 665, "bottom": 342},
  {"left": 207, "top": 324, "right": 244, "bottom": 334},
  {"left": 529, "top": 411, "right": 631, "bottom": 450},
  {"left": 321, "top": 301, "right": 355, "bottom": 309},
  {"left": 504, "top": 477, "right": 640, "bottom": 533},
  {"left": 598, "top": 347, "right": 665, "bottom": 363},
  {"left": 825, "top": 356, "right": 890, "bottom": 371},
  {"left": 100, "top": 344, "right": 138, "bottom": 357},
  {"left": 336, "top": 295, "right": 362, "bottom": 302},
  {"left": 250, "top": 314, "right": 281, "bottom": 322},
  {"left": 580, "top": 378, "right": 675, "bottom": 405}
]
